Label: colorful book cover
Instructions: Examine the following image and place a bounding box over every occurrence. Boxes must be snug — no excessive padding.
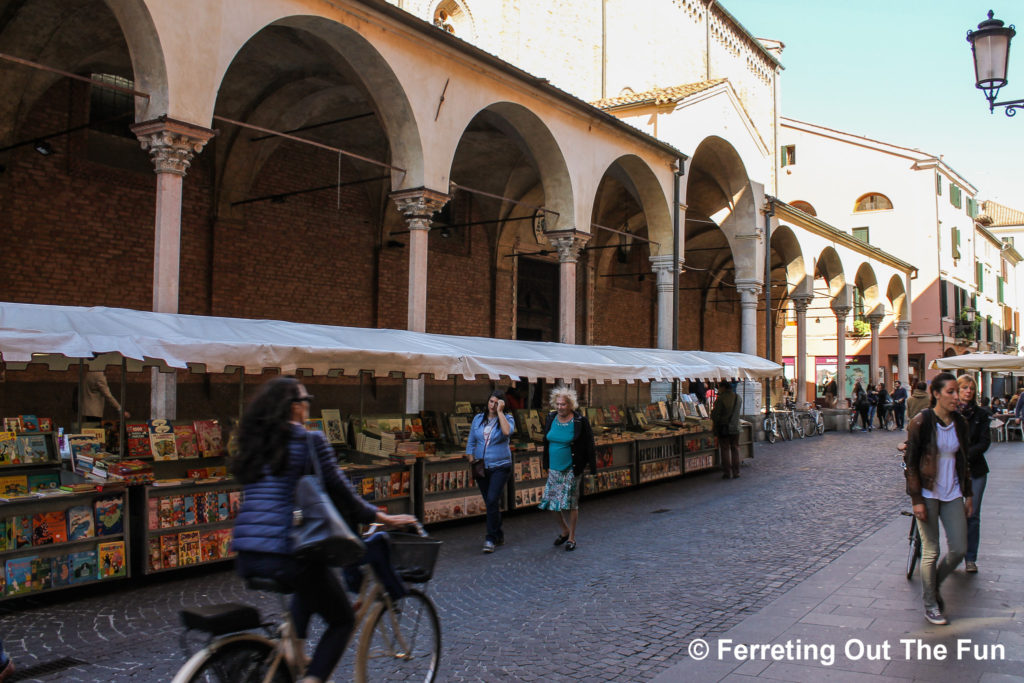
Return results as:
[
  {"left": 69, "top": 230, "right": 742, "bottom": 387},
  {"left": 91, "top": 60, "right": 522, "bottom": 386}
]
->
[
  {"left": 158, "top": 497, "right": 173, "bottom": 529},
  {"left": 320, "top": 409, "right": 345, "bottom": 444},
  {"left": 93, "top": 496, "right": 124, "bottom": 536},
  {"left": 173, "top": 424, "right": 201, "bottom": 460},
  {"left": 10, "top": 514, "right": 32, "bottom": 549},
  {"left": 183, "top": 495, "right": 196, "bottom": 525},
  {"left": 148, "top": 537, "right": 162, "bottom": 571},
  {"left": 69, "top": 549, "right": 98, "bottom": 583},
  {"left": 204, "top": 491, "right": 219, "bottom": 522},
  {"left": 201, "top": 531, "right": 221, "bottom": 562},
  {"left": 126, "top": 423, "right": 153, "bottom": 459},
  {"left": 30, "top": 555, "right": 51, "bottom": 590},
  {"left": 216, "top": 492, "right": 230, "bottom": 521},
  {"left": 303, "top": 418, "right": 325, "bottom": 433},
  {"left": 170, "top": 496, "right": 185, "bottom": 526},
  {"left": 178, "top": 530, "right": 200, "bottom": 565},
  {"left": 19, "top": 415, "right": 39, "bottom": 433},
  {"left": 0, "top": 431, "right": 19, "bottom": 465},
  {"left": 27, "top": 472, "right": 59, "bottom": 493},
  {"left": 18, "top": 435, "right": 50, "bottom": 464},
  {"left": 216, "top": 528, "right": 233, "bottom": 558},
  {"left": 228, "top": 491, "right": 242, "bottom": 518},
  {"left": 0, "top": 475, "right": 28, "bottom": 496},
  {"left": 194, "top": 493, "right": 207, "bottom": 524},
  {"left": 0, "top": 517, "right": 7, "bottom": 551},
  {"left": 32, "top": 509, "right": 68, "bottom": 545},
  {"left": 147, "top": 497, "right": 159, "bottom": 530},
  {"left": 160, "top": 534, "right": 179, "bottom": 568},
  {"left": 5, "top": 555, "right": 34, "bottom": 595},
  {"left": 51, "top": 554, "right": 71, "bottom": 587},
  {"left": 2, "top": 417, "right": 22, "bottom": 433},
  {"left": 37, "top": 417, "right": 53, "bottom": 433},
  {"left": 66, "top": 504, "right": 95, "bottom": 541},
  {"left": 193, "top": 420, "right": 225, "bottom": 458},
  {"left": 149, "top": 419, "right": 177, "bottom": 461},
  {"left": 97, "top": 540, "right": 126, "bottom": 579}
]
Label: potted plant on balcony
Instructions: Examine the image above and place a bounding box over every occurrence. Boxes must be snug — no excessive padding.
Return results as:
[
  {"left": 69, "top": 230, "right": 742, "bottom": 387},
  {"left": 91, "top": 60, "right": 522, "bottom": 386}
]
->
[{"left": 851, "top": 319, "right": 870, "bottom": 337}]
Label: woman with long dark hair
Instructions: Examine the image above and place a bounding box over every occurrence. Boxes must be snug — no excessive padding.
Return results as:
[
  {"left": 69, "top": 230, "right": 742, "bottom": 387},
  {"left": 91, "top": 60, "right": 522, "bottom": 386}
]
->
[
  {"left": 956, "top": 374, "right": 990, "bottom": 574},
  {"left": 231, "top": 377, "right": 415, "bottom": 683},
  {"left": 466, "top": 389, "right": 515, "bottom": 553},
  {"left": 904, "top": 372, "right": 973, "bottom": 626}
]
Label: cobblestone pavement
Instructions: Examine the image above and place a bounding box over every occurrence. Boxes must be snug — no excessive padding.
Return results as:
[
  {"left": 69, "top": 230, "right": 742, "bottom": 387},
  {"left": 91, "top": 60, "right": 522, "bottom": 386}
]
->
[{"left": 0, "top": 429, "right": 912, "bottom": 682}]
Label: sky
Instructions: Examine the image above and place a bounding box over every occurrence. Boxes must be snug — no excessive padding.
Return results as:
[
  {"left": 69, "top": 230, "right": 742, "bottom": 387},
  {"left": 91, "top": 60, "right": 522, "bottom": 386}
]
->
[{"left": 721, "top": 0, "right": 1023, "bottom": 207}]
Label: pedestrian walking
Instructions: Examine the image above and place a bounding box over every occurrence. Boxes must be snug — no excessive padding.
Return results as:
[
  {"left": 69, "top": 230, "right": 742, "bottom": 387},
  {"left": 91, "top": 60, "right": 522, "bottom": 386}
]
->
[
  {"left": 866, "top": 382, "right": 879, "bottom": 429},
  {"left": 875, "top": 382, "right": 891, "bottom": 429},
  {"left": 466, "top": 390, "right": 515, "bottom": 554},
  {"left": 539, "top": 385, "right": 596, "bottom": 552},
  {"left": 904, "top": 372, "right": 973, "bottom": 626},
  {"left": 710, "top": 380, "right": 742, "bottom": 479},
  {"left": 891, "top": 379, "right": 908, "bottom": 429},
  {"left": 956, "top": 375, "right": 990, "bottom": 574},
  {"left": 231, "top": 377, "right": 416, "bottom": 683},
  {"left": 906, "top": 380, "right": 930, "bottom": 421},
  {"left": 852, "top": 381, "right": 870, "bottom": 431}
]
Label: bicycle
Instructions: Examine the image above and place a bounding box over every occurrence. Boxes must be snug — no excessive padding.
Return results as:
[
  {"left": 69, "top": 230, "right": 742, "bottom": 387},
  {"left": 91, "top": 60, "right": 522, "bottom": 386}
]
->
[
  {"left": 762, "top": 407, "right": 781, "bottom": 443},
  {"left": 781, "top": 408, "right": 803, "bottom": 439},
  {"left": 797, "top": 403, "right": 825, "bottom": 437},
  {"left": 172, "top": 522, "right": 442, "bottom": 683},
  {"left": 897, "top": 453, "right": 921, "bottom": 579}
]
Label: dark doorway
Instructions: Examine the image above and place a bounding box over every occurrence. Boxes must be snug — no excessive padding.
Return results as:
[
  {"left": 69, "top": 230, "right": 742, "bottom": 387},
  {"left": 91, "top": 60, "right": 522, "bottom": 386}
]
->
[{"left": 517, "top": 258, "right": 558, "bottom": 343}]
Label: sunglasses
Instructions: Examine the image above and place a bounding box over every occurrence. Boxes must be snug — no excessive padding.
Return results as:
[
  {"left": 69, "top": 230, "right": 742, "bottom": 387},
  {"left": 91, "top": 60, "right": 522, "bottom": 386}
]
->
[{"left": 293, "top": 394, "right": 314, "bottom": 403}]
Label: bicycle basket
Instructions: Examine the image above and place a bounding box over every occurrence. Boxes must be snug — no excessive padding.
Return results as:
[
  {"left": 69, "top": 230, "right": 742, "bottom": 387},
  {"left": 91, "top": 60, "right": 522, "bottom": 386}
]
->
[{"left": 388, "top": 532, "right": 442, "bottom": 583}]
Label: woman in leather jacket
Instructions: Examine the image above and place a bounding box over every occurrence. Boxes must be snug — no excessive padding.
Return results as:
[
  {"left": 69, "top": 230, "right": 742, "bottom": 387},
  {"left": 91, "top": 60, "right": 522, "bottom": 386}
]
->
[
  {"left": 956, "top": 375, "right": 990, "bottom": 574},
  {"left": 904, "top": 372, "right": 973, "bottom": 626}
]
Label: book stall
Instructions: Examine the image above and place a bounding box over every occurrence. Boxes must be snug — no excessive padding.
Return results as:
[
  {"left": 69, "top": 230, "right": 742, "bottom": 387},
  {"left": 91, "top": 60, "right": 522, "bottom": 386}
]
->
[{"left": 0, "top": 302, "right": 779, "bottom": 602}]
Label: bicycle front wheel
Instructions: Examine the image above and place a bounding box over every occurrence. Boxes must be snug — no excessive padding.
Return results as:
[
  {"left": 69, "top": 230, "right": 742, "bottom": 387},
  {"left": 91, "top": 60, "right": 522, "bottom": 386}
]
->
[
  {"left": 355, "top": 589, "right": 441, "bottom": 683},
  {"left": 763, "top": 418, "right": 776, "bottom": 444},
  {"left": 815, "top": 416, "right": 825, "bottom": 435},
  {"left": 173, "top": 635, "right": 292, "bottom": 683},
  {"left": 906, "top": 518, "right": 922, "bottom": 580}
]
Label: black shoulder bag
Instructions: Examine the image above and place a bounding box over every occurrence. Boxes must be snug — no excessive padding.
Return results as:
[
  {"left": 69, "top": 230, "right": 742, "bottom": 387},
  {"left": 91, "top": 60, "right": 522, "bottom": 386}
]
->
[{"left": 289, "top": 433, "right": 366, "bottom": 566}]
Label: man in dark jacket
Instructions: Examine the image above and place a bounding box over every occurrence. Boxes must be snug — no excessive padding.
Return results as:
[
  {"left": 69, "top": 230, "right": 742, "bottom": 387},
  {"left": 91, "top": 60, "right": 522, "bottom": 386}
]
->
[
  {"left": 711, "top": 381, "right": 742, "bottom": 479},
  {"left": 891, "top": 380, "right": 908, "bottom": 429}
]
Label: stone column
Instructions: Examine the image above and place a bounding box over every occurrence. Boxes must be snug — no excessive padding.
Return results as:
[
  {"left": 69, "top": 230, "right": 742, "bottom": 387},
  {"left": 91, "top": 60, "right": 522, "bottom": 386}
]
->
[
  {"left": 649, "top": 255, "right": 679, "bottom": 349},
  {"left": 132, "top": 118, "right": 214, "bottom": 420},
  {"left": 546, "top": 230, "right": 591, "bottom": 345},
  {"left": 736, "top": 281, "right": 762, "bottom": 357},
  {"left": 833, "top": 306, "right": 851, "bottom": 405},
  {"left": 896, "top": 321, "right": 910, "bottom": 387},
  {"left": 791, "top": 296, "right": 812, "bottom": 404},
  {"left": 391, "top": 188, "right": 450, "bottom": 412},
  {"left": 867, "top": 313, "right": 884, "bottom": 387}
]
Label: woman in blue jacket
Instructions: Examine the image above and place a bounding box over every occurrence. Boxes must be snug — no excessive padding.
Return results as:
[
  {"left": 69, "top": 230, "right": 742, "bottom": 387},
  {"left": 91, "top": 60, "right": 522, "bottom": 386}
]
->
[
  {"left": 539, "top": 385, "right": 596, "bottom": 551},
  {"left": 466, "top": 390, "right": 515, "bottom": 553},
  {"left": 231, "top": 377, "right": 414, "bottom": 683}
]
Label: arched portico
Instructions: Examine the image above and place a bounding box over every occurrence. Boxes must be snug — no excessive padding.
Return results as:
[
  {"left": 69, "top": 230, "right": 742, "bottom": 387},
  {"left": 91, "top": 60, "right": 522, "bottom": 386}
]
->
[{"left": 771, "top": 225, "right": 810, "bottom": 401}]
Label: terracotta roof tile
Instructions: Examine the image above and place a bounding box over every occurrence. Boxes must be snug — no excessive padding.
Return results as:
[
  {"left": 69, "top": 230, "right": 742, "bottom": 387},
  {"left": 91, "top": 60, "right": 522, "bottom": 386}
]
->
[
  {"left": 981, "top": 200, "right": 1024, "bottom": 226},
  {"left": 591, "top": 79, "right": 728, "bottom": 109}
]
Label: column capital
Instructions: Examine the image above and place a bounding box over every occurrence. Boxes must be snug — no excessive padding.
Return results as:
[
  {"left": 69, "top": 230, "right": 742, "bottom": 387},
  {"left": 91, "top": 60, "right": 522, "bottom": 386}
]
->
[
  {"left": 832, "top": 305, "right": 852, "bottom": 319},
  {"left": 896, "top": 320, "right": 911, "bottom": 333},
  {"left": 546, "top": 229, "right": 591, "bottom": 263},
  {"left": 391, "top": 188, "right": 450, "bottom": 231},
  {"left": 791, "top": 295, "right": 812, "bottom": 313},
  {"left": 866, "top": 312, "right": 885, "bottom": 326},
  {"left": 132, "top": 117, "right": 214, "bottom": 177},
  {"left": 735, "top": 279, "right": 761, "bottom": 304},
  {"left": 648, "top": 254, "right": 682, "bottom": 273}
]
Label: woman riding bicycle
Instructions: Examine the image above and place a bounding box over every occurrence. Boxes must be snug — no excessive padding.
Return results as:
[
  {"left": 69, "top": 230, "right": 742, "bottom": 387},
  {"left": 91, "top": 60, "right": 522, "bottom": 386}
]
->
[{"left": 231, "top": 377, "right": 415, "bottom": 683}]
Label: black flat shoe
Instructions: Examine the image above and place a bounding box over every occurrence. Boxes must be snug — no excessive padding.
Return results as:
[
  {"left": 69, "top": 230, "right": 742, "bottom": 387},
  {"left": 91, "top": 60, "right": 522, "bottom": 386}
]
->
[
  {"left": 564, "top": 540, "right": 576, "bottom": 551},
  {"left": 554, "top": 533, "right": 569, "bottom": 546}
]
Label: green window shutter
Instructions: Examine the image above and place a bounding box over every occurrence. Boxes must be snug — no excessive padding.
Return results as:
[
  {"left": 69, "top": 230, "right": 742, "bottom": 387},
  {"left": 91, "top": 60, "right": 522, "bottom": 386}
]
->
[
  {"left": 952, "top": 228, "right": 961, "bottom": 259},
  {"left": 936, "top": 175, "right": 942, "bottom": 196},
  {"left": 852, "top": 227, "right": 869, "bottom": 244},
  {"left": 780, "top": 146, "right": 787, "bottom": 167},
  {"left": 976, "top": 261, "right": 984, "bottom": 291},
  {"left": 950, "top": 185, "right": 962, "bottom": 209},
  {"left": 998, "top": 276, "right": 1005, "bottom": 303}
]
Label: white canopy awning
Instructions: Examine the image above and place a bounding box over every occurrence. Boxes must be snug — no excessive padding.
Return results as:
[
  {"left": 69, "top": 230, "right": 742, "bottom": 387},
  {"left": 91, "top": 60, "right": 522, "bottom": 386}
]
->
[
  {"left": 0, "top": 302, "right": 781, "bottom": 383},
  {"left": 931, "top": 352, "right": 1024, "bottom": 373}
]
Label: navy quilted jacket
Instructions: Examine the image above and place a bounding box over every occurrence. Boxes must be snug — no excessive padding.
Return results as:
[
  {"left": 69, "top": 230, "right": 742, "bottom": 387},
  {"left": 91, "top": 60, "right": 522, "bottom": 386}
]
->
[{"left": 232, "top": 424, "right": 379, "bottom": 556}]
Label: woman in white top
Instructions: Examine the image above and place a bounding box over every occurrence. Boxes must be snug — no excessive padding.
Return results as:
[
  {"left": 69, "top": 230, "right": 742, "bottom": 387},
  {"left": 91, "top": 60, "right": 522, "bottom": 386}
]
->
[{"left": 904, "top": 372, "right": 973, "bottom": 626}]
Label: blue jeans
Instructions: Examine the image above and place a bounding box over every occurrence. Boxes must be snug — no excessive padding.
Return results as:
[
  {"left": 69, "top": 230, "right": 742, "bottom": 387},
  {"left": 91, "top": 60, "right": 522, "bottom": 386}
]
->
[
  {"left": 867, "top": 405, "right": 876, "bottom": 427},
  {"left": 966, "top": 474, "right": 987, "bottom": 562},
  {"left": 477, "top": 464, "right": 511, "bottom": 543}
]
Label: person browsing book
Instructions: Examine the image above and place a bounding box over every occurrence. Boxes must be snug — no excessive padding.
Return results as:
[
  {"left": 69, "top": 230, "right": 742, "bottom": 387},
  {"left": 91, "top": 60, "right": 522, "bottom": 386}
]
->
[
  {"left": 230, "top": 377, "right": 415, "bottom": 683},
  {"left": 904, "top": 372, "right": 973, "bottom": 626},
  {"left": 466, "top": 390, "right": 515, "bottom": 554},
  {"left": 538, "top": 385, "right": 596, "bottom": 552},
  {"left": 81, "top": 370, "right": 129, "bottom": 421}
]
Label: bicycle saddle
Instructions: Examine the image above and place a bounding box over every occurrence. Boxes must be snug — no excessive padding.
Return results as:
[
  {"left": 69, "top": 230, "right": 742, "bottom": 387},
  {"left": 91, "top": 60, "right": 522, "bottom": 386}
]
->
[{"left": 180, "top": 603, "right": 262, "bottom": 635}]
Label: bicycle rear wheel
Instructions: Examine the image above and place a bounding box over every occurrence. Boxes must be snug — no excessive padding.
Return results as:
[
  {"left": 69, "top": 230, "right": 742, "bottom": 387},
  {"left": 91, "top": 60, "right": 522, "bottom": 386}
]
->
[
  {"left": 815, "top": 415, "right": 825, "bottom": 435},
  {"left": 175, "top": 636, "right": 292, "bottom": 683},
  {"left": 355, "top": 589, "right": 441, "bottom": 683},
  {"left": 793, "top": 416, "right": 805, "bottom": 438},
  {"left": 906, "top": 518, "right": 921, "bottom": 580},
  {"left": 763, "top": 418, "right": 776, "bottom": 443}
]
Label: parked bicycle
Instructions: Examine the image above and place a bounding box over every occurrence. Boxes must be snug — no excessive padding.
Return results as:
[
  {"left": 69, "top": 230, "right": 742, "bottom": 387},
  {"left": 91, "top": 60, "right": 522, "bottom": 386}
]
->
[
  {"left": 796, "top": 403, "right": 825, "bottom": 437},
  {"left": 172, "top": 522, "right": 442, "bottom": 683},
  {"left": 762, "top": 406, "right": 782, "bottom": 443}
]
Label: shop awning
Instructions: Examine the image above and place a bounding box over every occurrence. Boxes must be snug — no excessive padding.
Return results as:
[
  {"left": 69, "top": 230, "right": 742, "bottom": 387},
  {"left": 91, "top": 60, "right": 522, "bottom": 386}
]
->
[
  {"left": 930, "top": 352, "right": 1024, "bottom": 373},
  {"left": 0, "top": 302, "right": 780, "bottom": 382}
]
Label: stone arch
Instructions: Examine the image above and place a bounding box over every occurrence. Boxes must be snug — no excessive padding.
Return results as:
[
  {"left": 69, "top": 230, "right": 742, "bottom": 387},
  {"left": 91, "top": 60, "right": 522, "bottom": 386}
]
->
[
  {"left": 105, "top": 0, "right": 168, "bottom": 121},
  {"left": 854, "top": 262, "right": 883, "bottom": 317},
  {"left": 769, "top": 224, "right": 808, "bottom": 332},
  {"left": 814, "top": 247, "right": 846, "bottom": 300},
  {"left": 886, "top": 274, "right": 909, "bottom": 321}
]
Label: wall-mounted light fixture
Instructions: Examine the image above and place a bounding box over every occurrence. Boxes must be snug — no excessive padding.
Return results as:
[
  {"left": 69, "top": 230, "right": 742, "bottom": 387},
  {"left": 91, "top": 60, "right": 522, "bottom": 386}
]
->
[
  {"left": 33, "top": 140, "right": 53, "bottom": 156},
  {"left": 967, "top": 10, "right": 1022, "bottom": 115}
]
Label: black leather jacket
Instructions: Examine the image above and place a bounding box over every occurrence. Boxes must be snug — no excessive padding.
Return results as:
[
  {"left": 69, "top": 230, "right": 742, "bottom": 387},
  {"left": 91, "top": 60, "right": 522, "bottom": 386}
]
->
[{"left": 960, "top": 403, "right": 991, "bottom": 478}]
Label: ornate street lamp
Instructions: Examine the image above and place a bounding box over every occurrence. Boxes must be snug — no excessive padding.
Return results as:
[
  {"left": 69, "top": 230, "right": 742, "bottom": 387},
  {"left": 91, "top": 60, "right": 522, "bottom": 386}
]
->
[{"left": 967, "top": 10, "right": 1022, "bottom": 115}]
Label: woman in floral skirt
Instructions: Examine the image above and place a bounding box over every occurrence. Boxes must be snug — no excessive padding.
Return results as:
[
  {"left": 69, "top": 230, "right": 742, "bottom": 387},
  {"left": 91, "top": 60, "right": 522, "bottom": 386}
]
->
[{"left": 539, "top": 386, "right": 596, "bottom": 551}]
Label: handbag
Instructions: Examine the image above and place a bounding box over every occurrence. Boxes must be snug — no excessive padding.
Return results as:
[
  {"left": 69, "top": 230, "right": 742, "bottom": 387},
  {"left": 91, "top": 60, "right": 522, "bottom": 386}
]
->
[
  {"left": 289, "top": 433, "right": 366, "bottom": 566},
  {"left": 471, "top": 458, "right": 486, "bottom": 481}
]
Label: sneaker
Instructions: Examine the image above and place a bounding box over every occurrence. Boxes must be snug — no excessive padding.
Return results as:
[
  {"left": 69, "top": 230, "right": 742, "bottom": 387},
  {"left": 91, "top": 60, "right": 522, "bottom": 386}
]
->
[
  {"left": 482, "top": 540, "right": 495, "bottom": 553},
  {"left": 965, "top": 561, "right": 978, "bottom": 573},
  {"left": 924, "top": 607, "right": 948, "bottom": 625}
]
